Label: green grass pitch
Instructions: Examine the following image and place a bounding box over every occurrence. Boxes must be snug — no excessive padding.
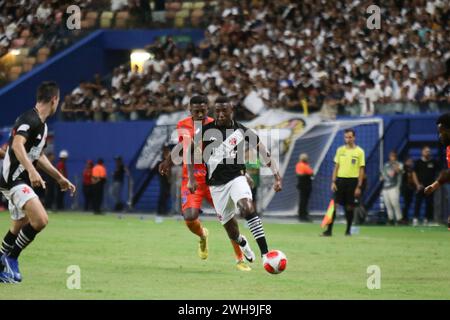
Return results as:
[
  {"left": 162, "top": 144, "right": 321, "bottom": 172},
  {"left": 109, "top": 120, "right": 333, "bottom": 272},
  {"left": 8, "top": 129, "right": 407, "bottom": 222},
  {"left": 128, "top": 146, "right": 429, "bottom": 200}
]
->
[{"left": 0, "top": 212, "right": 449, "bottom": 299}]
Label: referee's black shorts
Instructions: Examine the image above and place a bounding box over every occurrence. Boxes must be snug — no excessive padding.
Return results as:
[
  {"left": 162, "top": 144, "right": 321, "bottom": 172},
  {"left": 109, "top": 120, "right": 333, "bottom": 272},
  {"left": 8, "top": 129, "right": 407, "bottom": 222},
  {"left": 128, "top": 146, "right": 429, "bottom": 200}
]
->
[{"left": 334, "top": 178, "right": 358, "bottom": 207}]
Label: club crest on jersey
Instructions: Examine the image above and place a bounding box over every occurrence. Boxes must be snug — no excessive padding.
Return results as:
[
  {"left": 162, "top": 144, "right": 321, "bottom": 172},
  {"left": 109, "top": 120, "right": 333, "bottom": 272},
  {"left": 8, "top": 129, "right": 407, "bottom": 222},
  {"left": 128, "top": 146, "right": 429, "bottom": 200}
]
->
[{"left": 22, "top": 186, "right": 31, "bottom": 194}]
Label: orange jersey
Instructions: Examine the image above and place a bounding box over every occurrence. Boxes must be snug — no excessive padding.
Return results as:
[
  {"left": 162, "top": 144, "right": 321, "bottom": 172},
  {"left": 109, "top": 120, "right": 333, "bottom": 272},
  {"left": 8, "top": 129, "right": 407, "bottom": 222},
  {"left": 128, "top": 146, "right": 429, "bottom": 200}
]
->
[
  {"left": 447, "top": 146, "right": 450, "bottom": 169},
  {"left": 295, "top": 161, "right": 313, "bottom": 175},
  {"left": 177, "top": 116, "right": 214, "bottom": 183}
]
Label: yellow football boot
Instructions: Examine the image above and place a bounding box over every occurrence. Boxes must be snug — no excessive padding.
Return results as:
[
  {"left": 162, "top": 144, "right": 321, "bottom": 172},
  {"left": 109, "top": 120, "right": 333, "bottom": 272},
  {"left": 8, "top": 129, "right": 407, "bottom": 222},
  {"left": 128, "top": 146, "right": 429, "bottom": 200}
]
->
[{"left": 198, "top": 228, "right": 209, "bottom": 260}]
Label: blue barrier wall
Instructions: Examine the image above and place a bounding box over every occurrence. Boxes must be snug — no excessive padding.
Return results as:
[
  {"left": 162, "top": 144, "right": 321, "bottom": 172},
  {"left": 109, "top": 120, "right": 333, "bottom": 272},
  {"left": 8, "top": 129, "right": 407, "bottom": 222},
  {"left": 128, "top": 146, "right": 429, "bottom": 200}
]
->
[
  {"left": 53, "top": 120, "right": 155, "bottom": 209},
  {"left": 100, "top": 29, "right": 204, "bottom": 50},
  {"left": 53, "top": 120, "right": 155, "bottom": 175},
  {"left": 0, "top": 29, "right": 204, "bottom": 127},
  {"left": 379, "top": 114, "right": 441, "bottom": 161}
]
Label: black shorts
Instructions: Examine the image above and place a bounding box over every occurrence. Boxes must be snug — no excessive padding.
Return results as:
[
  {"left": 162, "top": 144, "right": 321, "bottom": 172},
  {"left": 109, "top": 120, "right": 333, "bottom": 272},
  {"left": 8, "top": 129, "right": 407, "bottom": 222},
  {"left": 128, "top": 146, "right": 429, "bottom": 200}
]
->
[{"left": 335, "top": 178, "right": 358, "bottom": 207}]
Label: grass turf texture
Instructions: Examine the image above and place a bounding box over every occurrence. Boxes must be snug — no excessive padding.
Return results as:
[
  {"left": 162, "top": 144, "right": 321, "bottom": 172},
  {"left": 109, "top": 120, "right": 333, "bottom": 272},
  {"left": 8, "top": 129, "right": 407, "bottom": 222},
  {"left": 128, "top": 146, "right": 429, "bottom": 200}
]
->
[{"left": 0, "top": 212, "right": 449, "bottom": 299}]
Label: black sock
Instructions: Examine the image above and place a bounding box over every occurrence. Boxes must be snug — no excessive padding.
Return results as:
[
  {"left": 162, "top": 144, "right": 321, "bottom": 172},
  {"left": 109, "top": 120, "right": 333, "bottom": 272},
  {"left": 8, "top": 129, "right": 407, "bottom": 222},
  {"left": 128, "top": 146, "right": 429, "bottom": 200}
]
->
[
  {"left": 326, "top": 209, "right": 336, "bottom": 233},
  {"left": 345, "top": 209, "right": 354, "bottom": 233},
  {"left": 246, "top": 214, "right": 268, "bottom": 255},
  {"left": 1, "top": 230, "right": 17, "bottom": 257},
  {"left": 236, "top": 235, "right": 247, "bottom": 246},
  {"left": 9, "top": 224, "right": 39, "bottom": 259}
]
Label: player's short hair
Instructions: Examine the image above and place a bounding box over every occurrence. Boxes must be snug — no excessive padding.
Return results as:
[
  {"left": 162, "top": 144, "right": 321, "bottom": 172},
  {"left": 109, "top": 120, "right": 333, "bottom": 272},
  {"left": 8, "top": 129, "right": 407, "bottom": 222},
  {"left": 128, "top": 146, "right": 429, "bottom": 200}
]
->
[
  {"left": 344, "top": 128, "right": 355, "bottom": 136},
  {"left": 190, "top": 95, "right": 208, "bottom": 105},
  {"left": 214, "top": 96, "right": 231, "bottom": 105},
  {"left": 36, "top": 81, "right": 59, "bottom": 103},
  {"left": 437, "top": 112, "right": 450, "bottom": 130}
]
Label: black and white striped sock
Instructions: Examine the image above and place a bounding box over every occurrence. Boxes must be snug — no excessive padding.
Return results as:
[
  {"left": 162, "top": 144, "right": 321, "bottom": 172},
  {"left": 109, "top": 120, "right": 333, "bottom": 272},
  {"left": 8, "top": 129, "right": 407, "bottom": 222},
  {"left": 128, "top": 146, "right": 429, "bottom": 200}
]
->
[
  {"left": 0, "top": 230, "right": 17, "bottom": 257},
  {"left": 246, "top": 215, "right": 268, "bottom": 255},
  {"left": 9, "top": 224, "right": 39, "bottom": 259}
]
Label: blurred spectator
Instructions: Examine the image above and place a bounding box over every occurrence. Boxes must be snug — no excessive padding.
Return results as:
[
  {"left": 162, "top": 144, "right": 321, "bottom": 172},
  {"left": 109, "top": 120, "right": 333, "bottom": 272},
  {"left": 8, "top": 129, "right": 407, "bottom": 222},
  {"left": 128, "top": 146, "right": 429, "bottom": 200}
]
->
[
  {"left": 56, "top": 150, "right": 69, "bottom": 210},
  {"left": 43, "top": 152, "right": 57, "bottom": 210},
  {"left": 138, "top": 0, "right": 152, "bottom": 26},
  {"left": 401, "top": 158, "right": 420, "bottom": 224},
  {"left": 111, "top": 156, "right": 129, "bottom": 211},
  {"left": 36, "top": 1, "right": 53, "bottom": 22},
  {"left": 295, "top": 153, "right": 313, "bottom": 222},
  {"left": 413, "top": 146, "right": 441, "bottom": 226},
  {"left": 111, "top": 0, "right": 128, "bottom": 11},
  {"left": 360, "top": 80, "right": 382, "bottom": 116},
  {"left": 381, "top": 151, "right": 403, "bottom": 225},
  {"left": 82, "top": 160, "right": 94, "bottom": 211},
  {"left": 92, "top": 158, "right": 107, "bottom": 214},
  {"left": 157, "top": 146, "right": 171, "bottom": 215}
]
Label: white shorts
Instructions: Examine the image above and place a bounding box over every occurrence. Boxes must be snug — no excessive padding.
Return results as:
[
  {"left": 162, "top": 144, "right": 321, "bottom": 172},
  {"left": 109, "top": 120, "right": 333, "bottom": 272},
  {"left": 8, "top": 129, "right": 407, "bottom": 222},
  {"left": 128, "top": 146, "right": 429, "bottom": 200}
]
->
[
  {"left": 0, "top": 184, "right": 38, "bottom": 221},
  {"left": 209, "top": 175, "right": 253, "bottom": 225}
]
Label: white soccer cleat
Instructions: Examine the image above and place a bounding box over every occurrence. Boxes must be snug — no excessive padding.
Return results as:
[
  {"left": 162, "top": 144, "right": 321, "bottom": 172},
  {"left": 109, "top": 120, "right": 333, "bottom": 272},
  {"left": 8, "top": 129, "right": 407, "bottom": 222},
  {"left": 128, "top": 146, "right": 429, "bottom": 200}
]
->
[{"left": 239, "top": 236, "right": 255, "bottom": 263}]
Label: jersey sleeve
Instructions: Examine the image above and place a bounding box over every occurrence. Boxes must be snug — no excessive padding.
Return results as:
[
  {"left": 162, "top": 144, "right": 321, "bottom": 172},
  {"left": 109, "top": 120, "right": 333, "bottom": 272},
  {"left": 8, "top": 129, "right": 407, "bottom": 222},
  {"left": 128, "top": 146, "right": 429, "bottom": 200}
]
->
[
  {"left": 14, "top": 114, "right": 39, "bottom": 141},
  {"left": 359, "top": 148, "right": 366, "bottom": 167},
  {"left": 334, "top": 147, "right": 341, "bottom": 164}
]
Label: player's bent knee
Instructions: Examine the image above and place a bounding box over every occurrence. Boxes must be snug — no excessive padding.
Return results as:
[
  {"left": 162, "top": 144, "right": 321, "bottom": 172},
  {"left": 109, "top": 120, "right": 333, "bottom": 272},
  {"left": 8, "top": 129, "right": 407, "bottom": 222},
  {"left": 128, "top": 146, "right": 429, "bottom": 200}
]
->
[
  {"left": 23, "top": 197, "right": 48, "bottom": 231},
  {"left": 31, "top": 215, "right": 48, "bottom": 231},
  {"left": 237, "top": 199, "right": 254, "bottom": 218},
  {"left": 183, "top": 208, "right": 200, "bottom": 221}
]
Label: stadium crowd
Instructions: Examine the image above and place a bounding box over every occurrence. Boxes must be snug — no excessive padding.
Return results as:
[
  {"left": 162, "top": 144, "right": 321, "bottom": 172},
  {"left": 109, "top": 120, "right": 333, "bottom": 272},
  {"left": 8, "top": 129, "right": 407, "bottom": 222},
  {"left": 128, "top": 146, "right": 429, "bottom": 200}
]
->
[
  {"left": 60, "top": 0, "right": 450, "bottom": 122},
  {"left": 0, "top": 0, "right": 106, "bottom": 57}
]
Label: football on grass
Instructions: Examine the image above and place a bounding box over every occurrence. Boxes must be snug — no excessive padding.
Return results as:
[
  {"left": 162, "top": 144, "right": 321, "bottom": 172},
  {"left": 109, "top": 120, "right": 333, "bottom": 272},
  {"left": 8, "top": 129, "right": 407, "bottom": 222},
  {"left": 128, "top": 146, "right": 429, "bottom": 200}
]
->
[{"left": 263, "top": 250, "right": 287, "bottom": 274}]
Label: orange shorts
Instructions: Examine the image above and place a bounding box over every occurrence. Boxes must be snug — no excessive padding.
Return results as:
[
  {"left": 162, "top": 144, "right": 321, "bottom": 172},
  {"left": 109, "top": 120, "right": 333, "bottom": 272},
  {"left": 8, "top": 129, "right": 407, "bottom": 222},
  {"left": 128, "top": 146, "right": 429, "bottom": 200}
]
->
[{"left": 180, "top": 179, "right": 213, "bottom": 212}]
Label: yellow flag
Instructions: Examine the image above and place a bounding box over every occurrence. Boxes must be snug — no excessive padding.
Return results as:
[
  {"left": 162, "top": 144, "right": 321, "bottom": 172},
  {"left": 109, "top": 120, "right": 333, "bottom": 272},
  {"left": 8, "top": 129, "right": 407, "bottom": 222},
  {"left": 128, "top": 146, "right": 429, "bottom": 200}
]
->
[{"left": 321, "top": 199, "right": 335, "bottom": 228}]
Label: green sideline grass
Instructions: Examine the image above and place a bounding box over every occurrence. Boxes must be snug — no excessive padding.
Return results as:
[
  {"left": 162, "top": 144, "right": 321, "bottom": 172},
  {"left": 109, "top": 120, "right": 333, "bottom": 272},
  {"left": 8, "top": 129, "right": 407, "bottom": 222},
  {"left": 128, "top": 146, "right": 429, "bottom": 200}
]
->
[{"left": 0, "top": 212, "right": 449, "bottom": 300}]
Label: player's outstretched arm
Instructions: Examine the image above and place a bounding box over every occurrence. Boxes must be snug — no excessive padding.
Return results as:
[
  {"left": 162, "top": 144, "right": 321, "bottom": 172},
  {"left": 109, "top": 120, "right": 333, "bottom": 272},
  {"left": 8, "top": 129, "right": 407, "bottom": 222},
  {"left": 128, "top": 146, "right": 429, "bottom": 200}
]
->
[
  {"left": 12, "top": 135, "right": 46, "bottom": 189},
  {"left": 37, "top": 153, "right": 76, "bottom": 196},
  {"left": 255, "top": 141, "right": 282, "bottom": 192},
  {"left": 186, "top": 140, "right": 197, "bottom": 194},
  {"left": 424, "top": 169, "right": 450, "bottom": 195}
]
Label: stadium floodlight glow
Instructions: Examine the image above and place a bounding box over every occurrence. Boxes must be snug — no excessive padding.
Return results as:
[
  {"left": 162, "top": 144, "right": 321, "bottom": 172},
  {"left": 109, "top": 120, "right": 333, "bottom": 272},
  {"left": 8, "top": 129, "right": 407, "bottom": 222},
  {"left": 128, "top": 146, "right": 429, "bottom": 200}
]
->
[
  {"left": 130, "top": 50, "right": 152, "bottom": 73},
  {"left": 9, "top": 49, "right": 20, "bottom": 56},
  {"left": 130, "top": 50, "right": 151, "bottom": 62}
]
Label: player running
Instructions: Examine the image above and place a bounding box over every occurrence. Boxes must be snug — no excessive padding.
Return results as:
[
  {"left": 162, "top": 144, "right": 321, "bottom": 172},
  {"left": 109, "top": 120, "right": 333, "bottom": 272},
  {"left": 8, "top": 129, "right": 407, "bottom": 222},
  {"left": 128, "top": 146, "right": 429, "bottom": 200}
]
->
[
  {"left": 424, "top": 112, "right": 450, "bottom": 230},
  {"left": 0, "top": 82, "right": 76, "bottom": 283},
  {"left": 159, "top": 95, "right": 251, "bottom": 271},
  {"left": 187, "top": 96, "right": 283, "bottom": 267}
]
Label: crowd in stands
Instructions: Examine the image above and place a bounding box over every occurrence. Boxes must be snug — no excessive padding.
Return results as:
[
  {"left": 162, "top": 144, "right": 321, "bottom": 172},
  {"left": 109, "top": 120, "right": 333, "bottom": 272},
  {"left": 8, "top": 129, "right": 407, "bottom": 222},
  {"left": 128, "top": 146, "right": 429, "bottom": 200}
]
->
[
  {"left": 0, "top": 0, "right": 448, "bottom": 117},
  {"left": 0, "top": 0, "right": 112, "bottom": 85},
  {"left": 0, "top": 0, "right": 166, "bottom": 85},
  {"left": 59, "top": 0, "right": 450, "bottom": 121}
]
